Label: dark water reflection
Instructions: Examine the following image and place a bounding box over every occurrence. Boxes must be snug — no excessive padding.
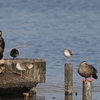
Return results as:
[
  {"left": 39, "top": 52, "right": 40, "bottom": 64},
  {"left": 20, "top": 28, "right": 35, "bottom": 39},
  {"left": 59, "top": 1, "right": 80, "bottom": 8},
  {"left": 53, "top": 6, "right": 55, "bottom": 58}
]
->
[
  {"left": 0, "top": 95, "right": 24, "bottom": 100},
  {"left": 0, "top": 95, "right": 45, "bottom": 100},
  {"left": 0, "top": 95, "right": 74, "bottom": 100}
]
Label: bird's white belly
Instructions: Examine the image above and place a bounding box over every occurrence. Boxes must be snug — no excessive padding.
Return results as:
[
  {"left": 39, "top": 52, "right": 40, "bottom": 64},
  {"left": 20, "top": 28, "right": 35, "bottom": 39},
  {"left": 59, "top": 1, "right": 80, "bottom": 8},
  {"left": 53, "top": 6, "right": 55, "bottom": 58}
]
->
[
  {"left": 64, "top": 52, "right": 71, "bottom": 57},
  {"left": 16, "top": 63, "right": 26, "bottom": 70},
  {"left": 28, "top": 64, "right": 33, "bottom": 69}
]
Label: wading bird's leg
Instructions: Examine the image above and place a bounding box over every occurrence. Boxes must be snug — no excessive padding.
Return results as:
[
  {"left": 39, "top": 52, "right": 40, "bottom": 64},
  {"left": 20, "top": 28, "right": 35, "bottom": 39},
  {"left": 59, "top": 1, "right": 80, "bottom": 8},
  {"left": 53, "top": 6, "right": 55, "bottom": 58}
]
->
[{"left": 19, "top": 71, "right": 23, "bottom": 78}]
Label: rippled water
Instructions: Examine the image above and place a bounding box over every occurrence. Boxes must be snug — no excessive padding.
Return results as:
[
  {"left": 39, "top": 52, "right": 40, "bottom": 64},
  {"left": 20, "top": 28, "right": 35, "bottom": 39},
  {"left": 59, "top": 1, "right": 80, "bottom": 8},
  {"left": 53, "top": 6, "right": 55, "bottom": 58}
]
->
[{"left": 0, "top": 0, "right": 100, "bottom": 100}]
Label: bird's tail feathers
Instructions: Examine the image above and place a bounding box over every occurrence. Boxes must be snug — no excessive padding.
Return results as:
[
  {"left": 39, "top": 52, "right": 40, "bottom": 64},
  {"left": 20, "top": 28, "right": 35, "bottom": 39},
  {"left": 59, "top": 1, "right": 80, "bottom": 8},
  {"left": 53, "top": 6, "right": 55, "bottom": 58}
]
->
[{"left": 93, "top": 74, "right": 98, "bottom": 79}]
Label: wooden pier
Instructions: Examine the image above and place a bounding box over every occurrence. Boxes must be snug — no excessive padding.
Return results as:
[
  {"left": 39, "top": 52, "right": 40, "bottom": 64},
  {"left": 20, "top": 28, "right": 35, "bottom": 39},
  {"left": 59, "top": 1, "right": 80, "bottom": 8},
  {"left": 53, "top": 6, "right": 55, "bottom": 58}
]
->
[{"left": 0, "top": 58, "right": 46, "bottom": 95}]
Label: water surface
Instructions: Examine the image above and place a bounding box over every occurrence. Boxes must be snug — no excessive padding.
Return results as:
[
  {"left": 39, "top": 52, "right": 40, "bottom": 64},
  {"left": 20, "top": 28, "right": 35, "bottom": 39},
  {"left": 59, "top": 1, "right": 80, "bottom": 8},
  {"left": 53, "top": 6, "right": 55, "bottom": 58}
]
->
[{"left": 0, "top": 0, "right": 100, "bottom": 100}]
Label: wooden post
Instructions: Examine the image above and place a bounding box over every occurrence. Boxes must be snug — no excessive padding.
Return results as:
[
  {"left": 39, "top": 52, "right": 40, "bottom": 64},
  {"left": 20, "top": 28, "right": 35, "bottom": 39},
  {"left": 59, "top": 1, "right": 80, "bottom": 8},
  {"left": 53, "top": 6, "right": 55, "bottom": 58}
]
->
[
  {"left": 64, "top": 95, "right": 72, "bottom": 100},
  {"left": 83, "top": 81, "right": 92, "bottom": 100},
  {"left": 64, "top": 63, "right": 73, "bottom": 95}
]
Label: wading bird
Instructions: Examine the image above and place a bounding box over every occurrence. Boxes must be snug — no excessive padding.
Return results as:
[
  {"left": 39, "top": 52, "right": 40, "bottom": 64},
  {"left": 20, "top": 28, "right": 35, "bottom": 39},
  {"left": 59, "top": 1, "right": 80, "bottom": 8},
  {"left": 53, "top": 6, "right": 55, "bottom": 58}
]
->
[
  {"left": 63, "top": 49, "right": 72, "bottom": 64},
  {"left": 16, "top": 62, "right": 33, "bottom": 78}
]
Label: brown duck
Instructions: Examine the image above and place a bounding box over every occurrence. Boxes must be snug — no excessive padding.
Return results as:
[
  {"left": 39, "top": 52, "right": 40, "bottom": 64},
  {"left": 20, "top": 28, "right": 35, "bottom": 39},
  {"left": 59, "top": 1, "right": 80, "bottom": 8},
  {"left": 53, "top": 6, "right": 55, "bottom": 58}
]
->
[
  {"left": 78, "top": 61, "right": 98, "bottom": 82},
  {"left": 0, "top": 30, "right": 5, "bottom": 51},
  {"left": 10, "top": 48, "right": 19, "bottom": 59},
  {"left": 0, "top": 30, "right": 5, "bottom": 59},
  {"left": 0, "top": 47, "right": 3, "bottom": 59}
]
